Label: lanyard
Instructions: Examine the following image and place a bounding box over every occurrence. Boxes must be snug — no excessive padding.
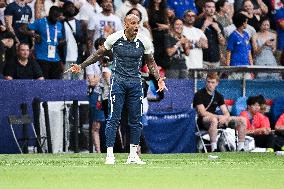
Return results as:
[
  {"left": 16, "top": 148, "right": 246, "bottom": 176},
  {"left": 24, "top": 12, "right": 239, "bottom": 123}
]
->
[
  {"left": 45, "top": 18, "right": 58, "bottom": 44},
  {"left": 205, "top": 91, "right": 215, "bottom": 111}
]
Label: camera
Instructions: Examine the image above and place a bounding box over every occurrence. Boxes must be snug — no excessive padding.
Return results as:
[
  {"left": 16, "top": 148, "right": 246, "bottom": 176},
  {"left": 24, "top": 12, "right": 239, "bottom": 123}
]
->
[{"left": 101, "top": 56, "right": 110, "bottom": 67}]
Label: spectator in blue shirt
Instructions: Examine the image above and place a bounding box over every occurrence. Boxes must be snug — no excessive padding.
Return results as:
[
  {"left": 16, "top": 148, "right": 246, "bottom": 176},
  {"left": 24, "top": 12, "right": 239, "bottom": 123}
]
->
[
  {"left": 27, "top": 6, "right": 64, "bottom": 79},
  {"left": 167, "top": 0, "right": 198, "bottom": 19},
  {"left": 226, "top": 12, "right": 253, "bottom": 67},
  {"left": 273, "top": 0, "right": 284, "bottom": 66}
]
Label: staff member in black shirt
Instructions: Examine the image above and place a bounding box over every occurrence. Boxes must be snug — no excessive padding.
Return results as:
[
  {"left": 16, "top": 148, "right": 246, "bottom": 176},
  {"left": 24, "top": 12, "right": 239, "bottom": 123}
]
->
[{"left": 193, "top": 72, "right": 246, "bottom": 152}]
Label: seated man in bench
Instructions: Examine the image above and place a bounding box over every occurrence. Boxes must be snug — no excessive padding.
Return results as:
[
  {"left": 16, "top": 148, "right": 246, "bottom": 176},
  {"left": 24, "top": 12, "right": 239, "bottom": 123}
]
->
[
  {"left": 193, "top": 72, "right": 246, "bottom": 152},
  {"left": 240, "top": 96, "right": 274, "bottom": 149}
]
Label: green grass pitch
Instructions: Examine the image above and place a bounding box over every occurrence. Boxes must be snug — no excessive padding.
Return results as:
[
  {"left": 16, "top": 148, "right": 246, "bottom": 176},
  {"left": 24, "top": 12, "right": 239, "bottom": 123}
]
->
[{"left": 0, "top": 152, "right": 284, "bottom": 189}]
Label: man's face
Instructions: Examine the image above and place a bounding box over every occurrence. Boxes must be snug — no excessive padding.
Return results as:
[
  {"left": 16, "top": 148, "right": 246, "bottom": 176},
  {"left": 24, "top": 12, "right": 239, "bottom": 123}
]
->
[
  {"left": 101, "top": 0, "right": 113, "bottom": 12},
  {"left": 206, "top": 78, "right": 218, "bottom": 92},
  {"left": 184, "top": 11, "right": 196, "bottom": 25},
  {"left": 49, "top": 11, "right": 60, "bottom": 23},
  {"left": 18, "top": 44, "right": 30, "bottom": 59},
  {"left": 124, "top": 15, "right": 139, "bottom": 36},
  {"left": 248, "top": 103, "right": 260, "bottom": 115},
  {"left": 204, "top": 2, "right": 216, "bottom": 17}
]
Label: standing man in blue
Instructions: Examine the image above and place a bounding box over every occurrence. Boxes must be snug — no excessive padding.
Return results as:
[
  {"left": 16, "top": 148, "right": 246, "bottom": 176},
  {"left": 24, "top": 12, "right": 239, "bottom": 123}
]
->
[
  {"left": 67, "top": 14, "right": 166, "bottom": 164},
  {"left": 26, "top": 6, "right": 63, "bottom": 79}
]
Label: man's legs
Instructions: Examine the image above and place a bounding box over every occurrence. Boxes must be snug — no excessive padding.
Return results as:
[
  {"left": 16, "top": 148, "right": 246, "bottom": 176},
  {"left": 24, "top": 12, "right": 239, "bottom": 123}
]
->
[
  {"left": 202, "top": 116, "right": 218, "bottom": 151},
  {"left": 125, "top": 81, "right": 145, "bottom": 164},
  {"left": 89, "top": 92, "right": 105, "bottom": 153},
  {"left": 229, "top": 116, "right": 246, "bottom": 151},
  {"left": 105, "top": 80, "right": 125, "bottom": 164}
]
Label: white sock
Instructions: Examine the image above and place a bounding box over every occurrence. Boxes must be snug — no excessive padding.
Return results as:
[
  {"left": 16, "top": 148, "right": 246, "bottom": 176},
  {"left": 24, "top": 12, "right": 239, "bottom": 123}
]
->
[
  {"left": 211, "top": 142, "right": 217, "bottom": 151},
  {"left": 238, "top": 142, "right": 245, "bottom": 151},
  {"left": 107, "top": 147, "right": 114, "bottom": 157},
  {"left": 129, "top": 144, "right": 138, "bottom": 157}
]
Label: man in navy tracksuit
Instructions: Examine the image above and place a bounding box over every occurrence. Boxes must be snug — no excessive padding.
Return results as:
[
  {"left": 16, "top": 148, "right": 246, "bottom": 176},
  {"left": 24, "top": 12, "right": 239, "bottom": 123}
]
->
[{"left": 67, "top": 14, "right": 166, "bottom": 164}]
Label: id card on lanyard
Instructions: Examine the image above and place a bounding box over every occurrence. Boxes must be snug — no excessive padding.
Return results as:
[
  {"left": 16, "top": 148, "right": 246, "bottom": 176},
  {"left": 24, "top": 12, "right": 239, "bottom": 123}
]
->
[{"left": 46, "top": 18, "right": 58, "bottom": 59}]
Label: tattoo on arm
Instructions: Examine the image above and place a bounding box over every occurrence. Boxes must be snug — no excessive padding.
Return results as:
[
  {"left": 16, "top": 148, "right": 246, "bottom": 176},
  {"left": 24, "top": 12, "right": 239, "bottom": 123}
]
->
[
  {"left": 80, "top": 47, "right": 106, "bottom": 69},
  {"left": 145, "top": 54, "right": 160, "bottom": 80}
]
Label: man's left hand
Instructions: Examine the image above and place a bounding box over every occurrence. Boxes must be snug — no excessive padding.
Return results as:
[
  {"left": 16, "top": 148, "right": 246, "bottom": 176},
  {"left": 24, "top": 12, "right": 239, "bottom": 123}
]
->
[{"left": 157, "top": 77, "right": 167, "bottom": 92}]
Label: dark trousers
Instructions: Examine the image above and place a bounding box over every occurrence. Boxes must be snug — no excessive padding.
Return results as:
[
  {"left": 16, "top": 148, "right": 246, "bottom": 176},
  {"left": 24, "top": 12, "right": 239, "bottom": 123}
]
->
[
  {"left": 105, "top": 78, "right": 143, "bottom": 147},
  {"left": 38, "top": 60, "right": 62, "bottom": 79},
  {"left": 251, "top": 134, "right": 274, "bottom": 148}
]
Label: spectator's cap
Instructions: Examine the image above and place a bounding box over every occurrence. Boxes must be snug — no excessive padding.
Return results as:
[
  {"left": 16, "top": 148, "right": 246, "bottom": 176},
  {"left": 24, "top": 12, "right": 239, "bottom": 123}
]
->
[
  {"left": 0, "top": 31, "right": 15, "bottom": 40},
  {"left": 63, "top": 1, "right": 79, "bottom": 17}
]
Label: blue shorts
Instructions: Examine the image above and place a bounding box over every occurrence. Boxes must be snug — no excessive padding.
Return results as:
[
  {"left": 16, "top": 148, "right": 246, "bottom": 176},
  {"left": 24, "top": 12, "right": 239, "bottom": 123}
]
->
[{"left": 89, "top": 92, "right": 105, "bottom": 122}]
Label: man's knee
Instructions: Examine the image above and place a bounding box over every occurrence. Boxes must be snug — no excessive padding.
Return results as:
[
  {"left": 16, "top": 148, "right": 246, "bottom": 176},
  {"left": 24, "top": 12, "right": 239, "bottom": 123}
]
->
[{"left": 209, "top": 117, "right": 218, "bottom": 128}]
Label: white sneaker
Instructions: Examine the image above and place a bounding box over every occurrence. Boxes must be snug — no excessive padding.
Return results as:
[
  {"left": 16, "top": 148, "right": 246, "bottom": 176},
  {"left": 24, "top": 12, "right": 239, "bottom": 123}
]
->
[
  {"left": 105, "top": 156, "right": 115, "bottom": 165},
  {"left": 126, "top": 155, "right": 146, "bottom": 165}
]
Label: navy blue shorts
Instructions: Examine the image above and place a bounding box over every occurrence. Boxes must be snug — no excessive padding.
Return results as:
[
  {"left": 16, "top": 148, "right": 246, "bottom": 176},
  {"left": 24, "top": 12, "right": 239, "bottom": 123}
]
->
[{"left": 89, "top": 92, "right": 105, "bottom": 122}]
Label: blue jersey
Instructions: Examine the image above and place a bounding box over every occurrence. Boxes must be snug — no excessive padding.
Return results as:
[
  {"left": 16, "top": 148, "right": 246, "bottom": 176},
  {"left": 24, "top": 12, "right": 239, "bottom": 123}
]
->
[
  {"left": 4, "top": 2, "right": 32, "bottom": 43},
  {"left": 272, "top": 8, "right": 284, "bottom": 50},
  {"left": 227, "top": 30, "right": 251, "bottom": 66},
  {"left": 28, "top": 18, "right": 63, "bottom": 62},
  {"left": 104, "top": 30, "right": 153, "bottom": 81},
  {"left": 167, "top": 0, "right": 198, "bottom": 19}
]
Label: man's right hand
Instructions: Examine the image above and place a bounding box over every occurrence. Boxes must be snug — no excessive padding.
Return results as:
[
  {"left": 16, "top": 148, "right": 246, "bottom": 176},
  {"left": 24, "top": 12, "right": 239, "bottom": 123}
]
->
[{"left": 65, "top": 64, "right": 81, "bottom": 74}]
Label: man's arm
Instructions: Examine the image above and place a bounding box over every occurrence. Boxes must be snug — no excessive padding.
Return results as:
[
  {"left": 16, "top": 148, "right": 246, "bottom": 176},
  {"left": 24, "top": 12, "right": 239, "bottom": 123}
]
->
[
  {"left": 80, "top": 47, "right": 107, "bottom": 69},
  {"left": 5, "top": 15, "right": 19, "bottom": 43},
  {"left": 220, "top": 104, "right": 230, "bottom": 117},
  {"left": 196, "top": 104, "right": 217, "bottom": 118},
  {"left": 144, "top": 54, "right": 160, "bottom": 81},
  {"left": 144, "top": 54, "right": 166, "bottom": 91}
]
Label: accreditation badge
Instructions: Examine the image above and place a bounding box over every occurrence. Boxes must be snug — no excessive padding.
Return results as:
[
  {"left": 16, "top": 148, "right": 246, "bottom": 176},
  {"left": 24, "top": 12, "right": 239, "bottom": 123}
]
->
[{"left": 47, "top": 45, "right": 56, "bottom": 58}]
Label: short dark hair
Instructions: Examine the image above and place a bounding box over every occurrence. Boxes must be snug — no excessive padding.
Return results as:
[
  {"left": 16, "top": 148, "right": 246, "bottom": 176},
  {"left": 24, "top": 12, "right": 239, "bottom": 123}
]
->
[
  {"left": 216, "top": 0, "right": 228, "bottom": 12},
  {"left": 17, "top": 43, "right": 29, "bottom": 49},
  {"left": 0, "top": 31, "right": 15, "bottom": 40},
  {"left": 233, "top": 12, "right": 248, "bottom": 28},
  {"left": 256, "top": 95, "right": 265, "bottom": 105},
  {"left": 126, "top": 8, "right": 142, "bottom": 22},
  {"left": 204, "top": 0, "right": 216, "bottom": 6},
  {"left": 206, "top": 72, "right": 220, "bottom": 82},
  {"left": 259, "top": 16, "right": 270, "bottom": 26},
  {"left": 247, "top": 96, "right": 259, "bottom": 106},
  {"left": 94, "top": 37, "right": 106, "bottom": 50},
  {"left": 49, "top": 6, "right": 62, "bottom": 16}
]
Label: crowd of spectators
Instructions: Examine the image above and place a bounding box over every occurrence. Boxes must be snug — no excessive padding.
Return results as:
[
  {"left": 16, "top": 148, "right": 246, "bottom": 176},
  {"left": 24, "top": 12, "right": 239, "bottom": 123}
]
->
[
  {"left": 0, "top": 0, "right": 283, "bottom": 80},
  {"left": 0, "top": 0, "right": 284, "bottom": 152}
]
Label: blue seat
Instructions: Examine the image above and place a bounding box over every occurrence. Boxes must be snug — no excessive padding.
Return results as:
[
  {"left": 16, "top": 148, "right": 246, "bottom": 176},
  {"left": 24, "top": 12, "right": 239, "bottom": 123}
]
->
[{"left": 231, "top": 96, "right": 248, "bottom": 116}]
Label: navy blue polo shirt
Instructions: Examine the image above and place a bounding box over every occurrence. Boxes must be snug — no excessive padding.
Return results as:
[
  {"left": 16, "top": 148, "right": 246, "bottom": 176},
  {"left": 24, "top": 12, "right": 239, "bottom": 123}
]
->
[
  {"left": 4, "top": 2, "right": 32, "bottom": 43},
  {"left": 104, "top": 30, "right": 153, "bottom": 81}
]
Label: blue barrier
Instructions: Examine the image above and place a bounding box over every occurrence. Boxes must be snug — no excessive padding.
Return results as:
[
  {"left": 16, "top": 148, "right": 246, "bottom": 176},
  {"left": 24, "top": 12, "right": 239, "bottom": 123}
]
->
[
  {"left": 0, "top": 80, "right": 88, "bottom": 153},
  {"left": 144, "top": 110, "right": 196, "bottom": 153},
  {"left": 1, "top": 79, "right": 284, "bottom": 153}
]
